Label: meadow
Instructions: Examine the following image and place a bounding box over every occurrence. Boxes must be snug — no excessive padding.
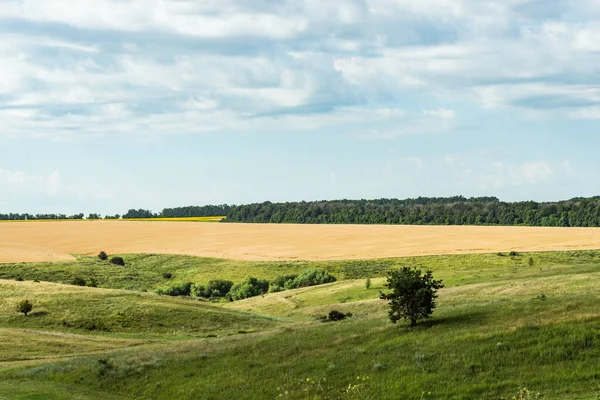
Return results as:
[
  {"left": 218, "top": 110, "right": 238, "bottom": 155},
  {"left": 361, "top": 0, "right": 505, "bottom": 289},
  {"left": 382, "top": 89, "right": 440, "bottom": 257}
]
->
[{"left": 2, "top": 250, "right": 600, "bottom": 398}]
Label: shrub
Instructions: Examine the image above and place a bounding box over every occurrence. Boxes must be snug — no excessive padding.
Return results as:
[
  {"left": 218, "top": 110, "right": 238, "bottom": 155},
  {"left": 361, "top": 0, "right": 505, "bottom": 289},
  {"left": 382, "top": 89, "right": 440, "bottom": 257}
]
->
[
  {"left": 17, "top": 299, "right": 33, "bottom": 316},
  {"left": 328, "top": 310, "right": 347, "bottom": 321},
  {"left": 227, "top": 277, "right": 270, "bottom": 301},
  {"left": 509, "top": 251, "right": 519, "bottom": 257},
  {"left": 87, "top": 278, "right": 98, "bottom": 288},
  {"left": 71, "top": 277, "right": 87, "bottom": 286},
  {"left": 157, "top": 282, "right": 193, "bottom": 297},
  {"left": 365, "top": 277, "right": 372, "bottom": 290},
  {"left": 110, "top": 256, "right": 125, "bottom": 266},
  {"left": 528, "top": 257, "right": 535, "bottom": 267},
  {"left": 98, "top": 251, "right": 108, "bottom": 261},
  {"left": 318, "top": 310, "right": 352, "bottom": 322},
  {"left": 380, "top": 266, "right": 444, "bottom": 327},
  {"left": 206, "top": 279, "right": 234, "bottom": 298},
  {"left": 269, "top": 274, "right": 298, "bottom": 293},
  {"left": 290, "top": 269, "right": 336, "bottom": 289},
  {"left": 162, "top": 272, "right": 172, "bottom": 279}
]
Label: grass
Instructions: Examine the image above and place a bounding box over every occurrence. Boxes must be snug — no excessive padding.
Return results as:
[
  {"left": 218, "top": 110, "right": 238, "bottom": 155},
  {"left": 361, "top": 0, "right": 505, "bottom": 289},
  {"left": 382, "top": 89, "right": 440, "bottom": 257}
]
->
[{"left": 2, "top": 251, "right": 600, "bottom": 398}]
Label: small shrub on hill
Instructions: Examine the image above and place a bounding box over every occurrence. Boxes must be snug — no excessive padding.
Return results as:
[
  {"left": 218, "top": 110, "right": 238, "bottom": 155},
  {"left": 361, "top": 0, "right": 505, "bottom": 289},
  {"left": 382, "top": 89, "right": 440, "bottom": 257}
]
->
[
  {"left": 87, "top": 278, "right": 98, "bottom": 288},
  {"left": 365, "top": 277, "right": 372, "bottom": 290},
  {"left": 509, "top": 251, "right": 519, "bottom": 257},
  {"left": 17, "top": 299, "right": 33, "bottom": 316},
  {"left": 98, "top": 251, "right": 108, "bottom": 261},
  {"left": 110, "top": 257, "right": 125, "bottom": 266},
  {"left": 227, "top": 277, "right": 270, "bottom": 301},
  {"left": 162, "top": 272, "right": 172, "bottom": 279},
  {"left": 318, "top": 310, "right": 352, "bottom": 322}
]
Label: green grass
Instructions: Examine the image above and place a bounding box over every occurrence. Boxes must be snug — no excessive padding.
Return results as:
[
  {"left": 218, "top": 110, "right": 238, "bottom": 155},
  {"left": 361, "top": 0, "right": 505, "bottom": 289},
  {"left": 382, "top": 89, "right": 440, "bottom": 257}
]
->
[
  {"left": 3, "top": 251, "right": 600, "bottom": 398},
  {"left": 3, "top": 250, "right": 600, "bottom": 292}
]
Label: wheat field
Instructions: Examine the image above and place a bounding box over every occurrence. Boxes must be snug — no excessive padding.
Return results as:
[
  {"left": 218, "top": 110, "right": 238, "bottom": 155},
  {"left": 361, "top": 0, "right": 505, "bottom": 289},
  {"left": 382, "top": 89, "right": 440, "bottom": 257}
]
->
[{"left": 1, "top": 220, "right": 600, "bottom": 263}]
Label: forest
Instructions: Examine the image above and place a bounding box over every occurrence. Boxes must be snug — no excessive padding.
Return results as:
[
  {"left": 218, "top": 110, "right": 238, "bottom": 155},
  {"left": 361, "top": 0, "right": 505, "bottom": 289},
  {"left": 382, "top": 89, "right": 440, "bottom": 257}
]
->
[
  {"left": 4, "top": 196, "right": 600, "bottom": 227},
  {"left": 222, "top": 196, "right": 600, "bottom": 227}
]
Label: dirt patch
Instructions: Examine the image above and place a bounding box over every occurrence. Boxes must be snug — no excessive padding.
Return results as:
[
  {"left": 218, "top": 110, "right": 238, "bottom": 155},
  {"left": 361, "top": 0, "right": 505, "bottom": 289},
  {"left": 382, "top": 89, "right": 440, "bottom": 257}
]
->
[{"left": 1, "top": 221, "right": 600, "bottom": 263}]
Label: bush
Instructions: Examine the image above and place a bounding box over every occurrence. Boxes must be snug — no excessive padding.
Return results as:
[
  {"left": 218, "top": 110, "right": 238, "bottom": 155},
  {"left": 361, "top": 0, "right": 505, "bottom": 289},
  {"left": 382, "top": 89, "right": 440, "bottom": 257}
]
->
[
  {"left": 157, "top": 282, "right": 193, "bottom": 297},
  {"left": 110, "top": 256, "right": 125, "bottom": 266},
  {"left": 269, "top": 274, "right": 298, "bottom": 293},
  {"left": 17, "top": 299, "right": 33, "bottom": 316},
  {"left": 318, "top": 310, "right": 352, "bottom": 322},
  {"left": 509, "top": 251, "right": 519, "bottom": 257},
  {"left": 87, "top": 278, "right": 98, "bottom": 288},
  {"left": 365, "top": 277, "right": 372, "bottom": 290},
  {"left": 71, "top": 277, "right": 87, "bottom": 286},
  {"left": 162, "top": 272, "right": 172, "bottom": 279},
  {"left": 291, "top": 269, "right": 336, "bottom": 288},
  {"left": 98, "top": 251, "right": 108, "bottom": 261},
  {"left": 227, "top": 277, "right": 270, "bottom": 301},
  {"left": 191, "top": 279, "right": 234, "bottom": 298}
]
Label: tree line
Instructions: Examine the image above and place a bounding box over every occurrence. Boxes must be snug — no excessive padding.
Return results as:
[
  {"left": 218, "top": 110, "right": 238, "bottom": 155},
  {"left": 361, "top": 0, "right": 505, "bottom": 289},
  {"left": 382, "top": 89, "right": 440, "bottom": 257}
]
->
[
  {"left": 223, "top": 197, "right": 600, "bottom": 227},
  {"left": 5, "top": 196, "right": 600, "bottom": 227}
]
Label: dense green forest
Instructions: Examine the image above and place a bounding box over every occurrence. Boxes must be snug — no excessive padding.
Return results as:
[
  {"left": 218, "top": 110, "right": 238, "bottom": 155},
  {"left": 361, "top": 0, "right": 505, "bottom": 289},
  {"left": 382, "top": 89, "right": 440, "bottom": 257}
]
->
[
  {"left": 4, "top": 196, "right": 600, "bottom": 227},
  {"left": 223, "top": 196, "right": 600, "bottom": 227}
]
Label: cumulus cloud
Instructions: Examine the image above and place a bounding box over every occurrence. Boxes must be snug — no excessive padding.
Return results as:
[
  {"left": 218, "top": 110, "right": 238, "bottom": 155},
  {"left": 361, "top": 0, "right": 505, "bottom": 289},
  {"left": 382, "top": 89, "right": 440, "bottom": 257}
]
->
[{"left": 0, "top": 0, "right": 598, "bottom": 140}]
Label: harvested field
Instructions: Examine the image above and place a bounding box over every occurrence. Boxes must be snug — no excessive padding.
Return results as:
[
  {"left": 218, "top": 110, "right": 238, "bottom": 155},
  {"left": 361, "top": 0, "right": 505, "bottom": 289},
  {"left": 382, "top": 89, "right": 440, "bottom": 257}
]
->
[{"left": 1, "top": 221, "right": 600, "bottom": 263}]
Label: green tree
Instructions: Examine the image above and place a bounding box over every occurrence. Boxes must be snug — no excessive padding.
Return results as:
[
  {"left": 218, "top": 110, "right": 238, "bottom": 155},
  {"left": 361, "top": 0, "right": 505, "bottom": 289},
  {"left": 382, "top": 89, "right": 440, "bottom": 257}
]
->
[
  {"left": 16, "top": 299, "right": 33, "bottom": 316},
  {"left": 380, "top": 267, "right": 444, "bottom": 327}
]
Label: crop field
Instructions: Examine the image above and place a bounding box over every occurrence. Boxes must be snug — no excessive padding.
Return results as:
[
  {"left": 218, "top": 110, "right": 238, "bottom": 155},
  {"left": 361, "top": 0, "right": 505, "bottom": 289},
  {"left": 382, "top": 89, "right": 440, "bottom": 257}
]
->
[
  {"left": 1, "top": 220, "right": 600, "bottom": 263},
  {"left": 3, "top": 250, "right": 600, "bottom": 398}
]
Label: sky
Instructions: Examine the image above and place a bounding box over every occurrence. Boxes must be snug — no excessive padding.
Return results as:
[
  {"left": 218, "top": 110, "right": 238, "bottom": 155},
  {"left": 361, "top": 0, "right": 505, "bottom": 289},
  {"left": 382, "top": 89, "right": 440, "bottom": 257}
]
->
[{"left": 1, "top": 0, "right": 599, "bottom": 215}]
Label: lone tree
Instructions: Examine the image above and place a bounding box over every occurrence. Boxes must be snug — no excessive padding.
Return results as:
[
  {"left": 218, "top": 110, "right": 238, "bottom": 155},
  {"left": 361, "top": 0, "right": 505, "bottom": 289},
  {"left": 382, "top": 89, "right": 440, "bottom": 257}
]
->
[
  {"left": 17, "top": 299, "right": 33, "bottom": 316},
  {"left": 380, "top": 266, "right": 444, "bottom": 327}
]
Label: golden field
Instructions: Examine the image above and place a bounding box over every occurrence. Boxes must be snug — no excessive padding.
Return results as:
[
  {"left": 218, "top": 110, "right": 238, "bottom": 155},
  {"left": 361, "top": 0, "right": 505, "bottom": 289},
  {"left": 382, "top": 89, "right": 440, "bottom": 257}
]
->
[{"left": 1, "top": 220, "right": 600, "bottom": 263}]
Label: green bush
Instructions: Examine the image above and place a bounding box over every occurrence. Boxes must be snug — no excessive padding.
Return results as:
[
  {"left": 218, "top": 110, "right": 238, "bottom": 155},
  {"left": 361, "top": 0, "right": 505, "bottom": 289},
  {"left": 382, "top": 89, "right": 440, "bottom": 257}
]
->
[
  {"left": 98, "top": 251, "right": 108, "bottom": 261},
  {"left": 71, "top": 277, "right": 87, "bottom": 286},
  {"left": 192, "top": 280, "right": 234, "bottom": 298},
  {"left": 227, "top": 277, "right": 270, "bottom": 301},
  {"left": 110, "top": 257, "right": 125, "bottom": 266},
  {"left": 16, "top": 299, "right": 33, "bottom": 316},
  {"left": 269, "top": 274, "right": 297, "bottom": 293},
  {"left": 156, "top": 282, "right": 193, "bottom": 297},
  {"left": 291, "top": 269, "right": 336, "bottom": 288}
]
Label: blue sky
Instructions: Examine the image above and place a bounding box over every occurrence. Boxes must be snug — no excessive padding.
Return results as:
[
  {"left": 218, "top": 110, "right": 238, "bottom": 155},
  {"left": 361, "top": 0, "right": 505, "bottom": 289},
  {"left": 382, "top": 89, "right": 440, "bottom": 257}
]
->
[{"left": 1, "top": 0, "right": 599, "bottom": 214}]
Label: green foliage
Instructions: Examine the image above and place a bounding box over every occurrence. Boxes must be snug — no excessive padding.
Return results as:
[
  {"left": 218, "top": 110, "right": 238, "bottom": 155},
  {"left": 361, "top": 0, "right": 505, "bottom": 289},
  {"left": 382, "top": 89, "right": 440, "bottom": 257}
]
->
[
  {"left": 222, "top": 196, "right": 600, "bottom": 227},
  {"left": 192, "top": 280, "right": 234, "bottom": 299},
  {"left": 109, "top": 257, "right": 125, "bottom": 266},
  {"left": 162, "top": 272, "right": 172, "bottom": 279},
  {"left": 365, "top": 277, "right": 372, "bottom": 290},
  {"left": 269, "top": 274, "right": 298, "bottom": 293},
  {"left": 71, "top": 277, "right": 87, "bottom": 286},
  {"left": 227, "top": 277, "right": 270, "bottom": 301},
  {"left": 156, "top": 282, "right": 193, "bottom": 297},
  {"left": 318, "top": 310, "right": 351, "bottom": 322},
  {"left": 528, "top": 257, "right": 535, "bottom": 267},
  {"left": 16, "top": 299, "right": 33, "bottom": 316},
  {"left": 98, "top": 251, "right": 108, "bottom": 261},
  {"left": 122, "top": 209, "right": 155, "bottom": 219},
  {"left": 291, "top": 269, "right": 336, "bottom": 288},
  {"left": 380, "top": 267, "right": 444, "bottom": 327}
]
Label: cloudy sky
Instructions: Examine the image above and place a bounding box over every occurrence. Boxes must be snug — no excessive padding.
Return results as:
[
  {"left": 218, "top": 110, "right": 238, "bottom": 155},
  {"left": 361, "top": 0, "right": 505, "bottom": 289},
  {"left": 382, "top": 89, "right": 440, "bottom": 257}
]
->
[{"left": 1, "top": 0, "right": 599, "bottom": 214}]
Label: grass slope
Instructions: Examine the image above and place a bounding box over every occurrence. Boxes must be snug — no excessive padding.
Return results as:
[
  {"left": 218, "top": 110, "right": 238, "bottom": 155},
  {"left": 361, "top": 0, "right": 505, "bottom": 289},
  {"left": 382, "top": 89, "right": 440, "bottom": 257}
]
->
[{"left": 2, "top": 251, "right": 600, "bottom": 398}]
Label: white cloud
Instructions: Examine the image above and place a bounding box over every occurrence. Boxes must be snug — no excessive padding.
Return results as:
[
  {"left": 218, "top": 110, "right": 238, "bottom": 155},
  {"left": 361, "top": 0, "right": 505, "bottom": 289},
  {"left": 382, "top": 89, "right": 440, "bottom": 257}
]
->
[
  {"left": 0, "top": 168, "right": 61, "bottom": 196},
  {"left": 0, "top": 0, "right": 598, "bottom": 140}
]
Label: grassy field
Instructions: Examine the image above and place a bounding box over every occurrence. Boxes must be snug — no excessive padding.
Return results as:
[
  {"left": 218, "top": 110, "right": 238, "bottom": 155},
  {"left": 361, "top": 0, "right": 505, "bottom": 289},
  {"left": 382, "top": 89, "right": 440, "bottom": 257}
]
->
[{"left": 2, "top": 251, "right": 600, "bottom": 398}]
